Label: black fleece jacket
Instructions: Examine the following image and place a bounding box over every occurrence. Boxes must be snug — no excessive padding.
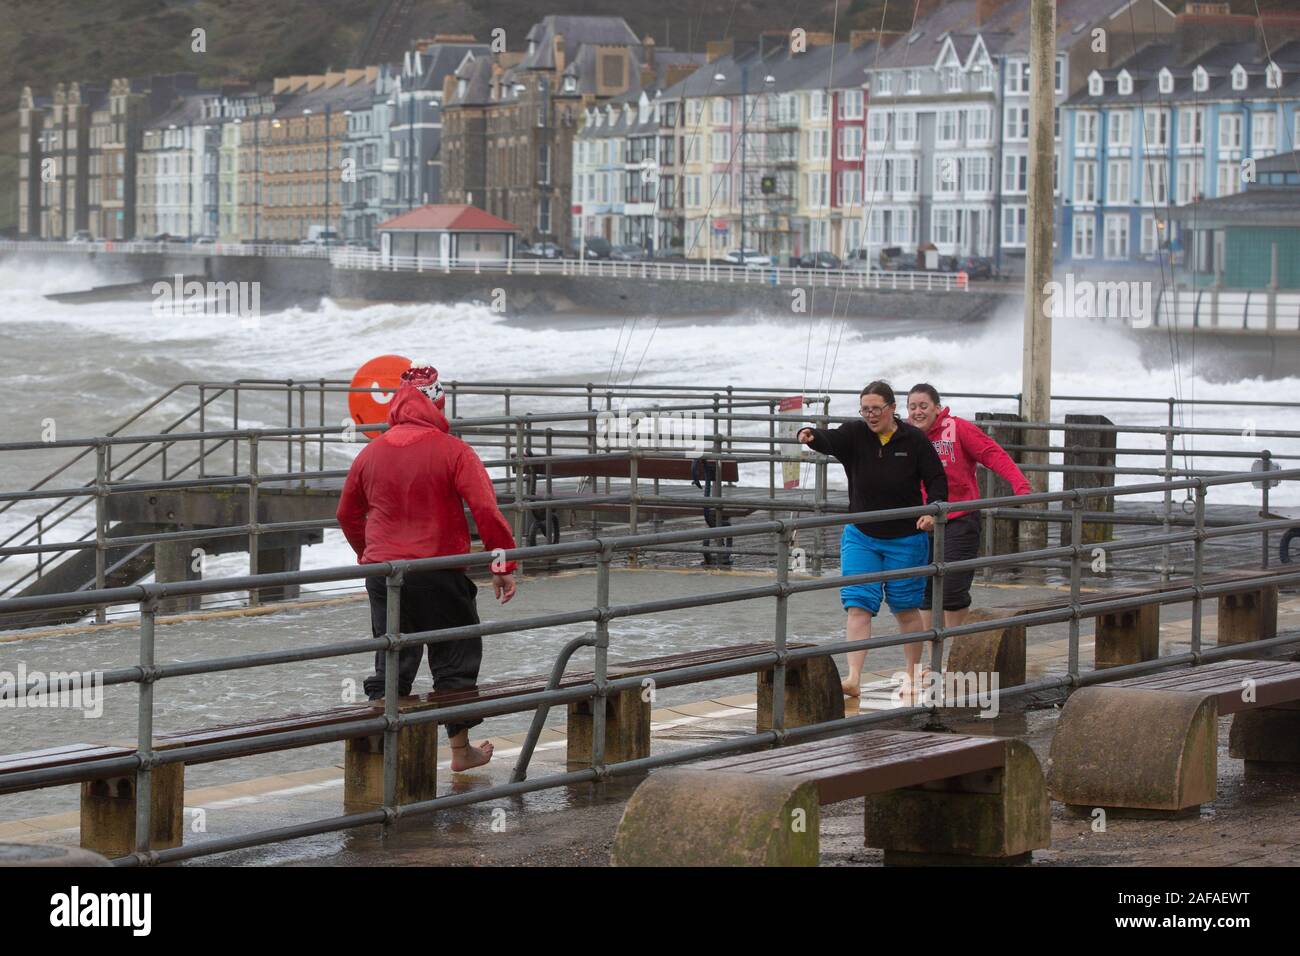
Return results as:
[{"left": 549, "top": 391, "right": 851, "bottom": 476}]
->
[{"left": 806, "top": 417, "right": 948, "bottom": 538}]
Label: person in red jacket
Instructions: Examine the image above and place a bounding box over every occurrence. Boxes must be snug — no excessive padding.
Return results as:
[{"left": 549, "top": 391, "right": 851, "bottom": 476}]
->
[
  {"left": 907, "top": 384, "right": 1031, "bottom": 639},
  {"left": 337, "top": 364, "right": 517, "bottom": 772}
]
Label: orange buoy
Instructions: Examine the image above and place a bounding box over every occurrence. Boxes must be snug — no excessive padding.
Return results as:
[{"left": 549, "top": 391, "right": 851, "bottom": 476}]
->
[{"left": 349, "top": 354, "right": 410, "bottom": 438}]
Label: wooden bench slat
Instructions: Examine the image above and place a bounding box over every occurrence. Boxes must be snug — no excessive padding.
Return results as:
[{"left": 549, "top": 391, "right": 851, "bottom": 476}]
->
[
  {"left": 696, "top": 730, "right": 1007, "bottom": 804},
  {"left": 1114, "top": 660, "right": 1300, "bottom": 714}
]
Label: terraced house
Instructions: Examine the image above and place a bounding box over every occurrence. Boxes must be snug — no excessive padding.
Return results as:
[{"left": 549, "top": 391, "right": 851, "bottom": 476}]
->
[
  {"left": 1060, "top": 4, "right": 1300, "bottom": 266},
  {"left": 441, "top": 15, "right": 698, "bottom": 250}
]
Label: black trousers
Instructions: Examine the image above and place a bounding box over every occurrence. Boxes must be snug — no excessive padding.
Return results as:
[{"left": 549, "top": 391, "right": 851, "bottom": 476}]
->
[
  {"left": 363, "top": 569, "right": 483, "bottom": 738},
  {"left": 924, "top": 512, "right": 982, "bottom": 612}
]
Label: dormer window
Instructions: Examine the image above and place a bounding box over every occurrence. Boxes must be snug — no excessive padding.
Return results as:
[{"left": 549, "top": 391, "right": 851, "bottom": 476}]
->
[
  {"left": 1232, "top": 64, "right": 1247, "bottom": 91},
  {"left": 1158, "top": 69, "right": 1173, "bottom": 94},
  {"left": 1118, "top": 70, "right": 1132, "bottom": 96},
  {"left": 1088, "top": 71, "right": 1103, "bottom": 97},
  {"left": 564, "top": 76, "right": 576, "bottom": 93},
  {"left": 1266, "top": 61, "right": 1282, "bottom": 90},
  {"left": 1193, "top": 66, "right": 1208, "bottom": 93}
]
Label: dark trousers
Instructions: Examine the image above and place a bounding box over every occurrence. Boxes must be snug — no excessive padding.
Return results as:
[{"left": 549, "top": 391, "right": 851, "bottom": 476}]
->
[
  {"left": 924, "top": 512, "right": 982, "bottom": 612},
  {"left": 363, "top": 569, "right": 483, "bottom": 738}
]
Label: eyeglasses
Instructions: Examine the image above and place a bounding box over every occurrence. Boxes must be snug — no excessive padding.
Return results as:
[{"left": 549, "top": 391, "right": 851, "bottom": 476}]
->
[{"left": 859, "top": 405, "right": 891, "bottom": 419}]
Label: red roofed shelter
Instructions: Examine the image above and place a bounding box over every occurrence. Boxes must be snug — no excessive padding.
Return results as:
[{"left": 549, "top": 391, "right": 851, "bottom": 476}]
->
[{"left": 377, "top": 204, "right": 520, "bottom": 267}]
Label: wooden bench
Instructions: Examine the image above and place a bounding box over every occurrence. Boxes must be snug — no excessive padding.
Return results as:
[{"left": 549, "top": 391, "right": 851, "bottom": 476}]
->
[
  {"left": 0, "top": 640, "right": 842, "bottom": 858},
  {"left": 949, "top": 568, "right": 1291, "bottom": 685},
  {"left": 611, "top": 729, "right": 1050, "bottom": 866},
  {"left": 1048, "top": 658, "right": 1300, "bottom": 816},
  {"left": 519, "top": 455, "right": 744, "bottom": 541}
]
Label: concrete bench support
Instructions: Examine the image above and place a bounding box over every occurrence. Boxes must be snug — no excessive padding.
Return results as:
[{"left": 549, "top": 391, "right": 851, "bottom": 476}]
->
[
  {"left": 611, "top": 769, "right": 820, "bottom": 866},
  {"left": 1217, "top": 586, "right": 1279, "bottom": 657},
  {"left": 567, "top": 688, "right": 651, "bottom": 769},
  {"left": 756, "top": 654, "right": 844, "bottom": 731},
  {"left": 1095, "top": 604, "right": 1160, "bottom": 668},
  {"left": 1229, "top": 702, "right": 1300, "bottom": 770},
  {"left": 947, "top": 608, "right": 1027, "bottom": 688},
  {"left": 1047, "top": 686, "right": 1217, "bottom": 815},
  {"left": 344, "top": 720, "right": 439, "bottom": 812},
  {"left": 863, "top": 740, "right": 1049, "bottom": 865},
  {"left": 80, "top": 763, "right": 184, "bottom": 858}
]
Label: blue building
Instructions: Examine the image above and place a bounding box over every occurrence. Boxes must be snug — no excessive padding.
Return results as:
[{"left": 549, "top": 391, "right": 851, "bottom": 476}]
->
[{"left": 1060, "top": 12, "right": 1300, "bottom": 265}]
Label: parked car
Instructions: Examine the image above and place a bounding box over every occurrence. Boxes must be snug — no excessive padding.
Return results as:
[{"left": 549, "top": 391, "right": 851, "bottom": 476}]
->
[
  {"left": 954, "top": 255, "right": 995, "bottom": 279},
  {"left": 723, "top": 248, "right": 772, "bottom": 268},
  {"left": 797, "top": 251, "right": 842, "bottom": 270},
  {"left": 842, "top": 248, "right": 873, "bottom": 272},
  {"left": 519, "top": 240, "right": 563, "bottom": 259},
  {"left": 193, "top": 235, "right": 217, "bottom": 247},
  {"left": 882, "top": 252, "right": 919, "bottom": 272},
  {"left": 67, "top": 230, "right": 94, "bottom": 244},
  {"left": 568, "top": 236, "right": 613, "bottom": 259},
  {"left": 610, "top": 244, "right": 650, "bottom": 261}
]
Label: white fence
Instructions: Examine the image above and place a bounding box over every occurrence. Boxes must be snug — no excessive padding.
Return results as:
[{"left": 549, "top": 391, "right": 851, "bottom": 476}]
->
[
  {"left": 0, "top": 239, "right": 332, "bottom": 258},
  {"left": 328, "top": 248, "right": 972, "bottom": 292}
]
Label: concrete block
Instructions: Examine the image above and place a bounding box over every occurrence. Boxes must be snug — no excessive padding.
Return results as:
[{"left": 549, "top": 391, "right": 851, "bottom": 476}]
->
[
  {"left": 1047, "top": 686, "right": 1217, "bottom": 813},
  {"left": 863, "top": 739, "right": 1049, "bottom": 864},
  {"left": 611, "top": 769, "right": 820, "bottom": 866},
  {"left": 1095, "top": 604, "right": 1160, "bottom": 668},
  {"left": 1217, "top": 586, "right": 1278, "bottom": 657},
  {"left": 756, "top": 652, "right": 844, "bottom": 731},
  {"left": 1229, "top": 706, "right": 1300, "bottom": 768},
  {"left": 946, "top": 608, "right": 1027, "bottom": 688},
  {"left": 80, "top": 763, "right": 184, "bottom": 858},
  {"left": 344, "top": 720, "right": 439, "bottom": 812},
  {"left": 567, "top": 688, "right": 651, "bottom": 769}
]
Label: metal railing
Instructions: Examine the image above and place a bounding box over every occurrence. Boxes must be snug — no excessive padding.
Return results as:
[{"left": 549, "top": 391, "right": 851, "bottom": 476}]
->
[
  {"left": 0, "top": 467, "right": 1297, "bottom": 866},
  {"left": 2, "top": 380, "right": 1298, "bottom": 609},
  {"left": 328, "top": 248, "right": 973, "bottom": 292},
  {"left": 0, "top": 239, "right": 332, "bottom": 258}
]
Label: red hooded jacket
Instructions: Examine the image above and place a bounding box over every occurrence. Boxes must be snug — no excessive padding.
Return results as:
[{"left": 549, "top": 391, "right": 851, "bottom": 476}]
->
[
  {"left": 336, "top": 386, "right": 517, "bottom": 572},
  {"left": 924, "top": 407, "right": 1032, "bottom": 518}
]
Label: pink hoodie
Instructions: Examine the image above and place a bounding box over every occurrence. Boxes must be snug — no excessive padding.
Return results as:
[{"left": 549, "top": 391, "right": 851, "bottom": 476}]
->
[{"left": 924, "top": 407, "right": 1031, "bottom": 518}]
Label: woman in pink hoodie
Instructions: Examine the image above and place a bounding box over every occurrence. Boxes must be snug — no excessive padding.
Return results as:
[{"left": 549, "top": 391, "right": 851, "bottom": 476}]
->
[{"left": 907, "top": 384, "right": 1031, "bottom": 642}]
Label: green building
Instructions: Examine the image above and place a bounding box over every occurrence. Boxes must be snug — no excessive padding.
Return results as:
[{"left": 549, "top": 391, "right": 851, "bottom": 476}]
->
[{"left": 1174, "top": 151, "right": 1300, "bottom": 290}]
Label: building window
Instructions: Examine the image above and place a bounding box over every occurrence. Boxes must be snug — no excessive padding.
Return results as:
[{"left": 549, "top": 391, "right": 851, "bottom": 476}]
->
[
  {"left": 838, "top": 89, "right": 863, "bottom": 120},
  {"left": 1073, "top": 161, "right": 1097, "bottom": 204},
  {"left": 1252, "top": 113, "right": 1276, "bottom": 155},
  {"left": 1177, "top": 108, "right": 1203, "bottom": 150},
  {"left": 710, "top": 131, "right": 730, "bottom": 163},
  {"left": 1141, "top": 161, "right": 1168, "bottom": 205},
  {"left": 868, "top": 110, "right": 890, "bottom": 144},
  {"left": 838, "top": 126, "right": 862, "bottom": 161},
  {"left": 1104, "top": 214, "right": 1129, "bottom": 259},
  {"left": 1073, "top": 216, "right": 1095, "bottom": 258},
  {"left": 1106, "top": 160, "right": 1130, "bottom": 205},
  {"left": 537, "top": 198, "right": 551, "bottom": 233},
  {"left": 1002, "top": 205, "right": 1026, "bottom": 247},
  {"left": 968, "top": 107, "right": 990, "bottom": 143},
  {"left": 711, "top": 97, "right": 732, "bottom": 125},
  {"left": 1003, "top": 154, "right": 1028, "bottom": 193},
  {"left": 1218, "top": 114, "right": 1242, "bottom": 151},
  {"left": 905, "top": 70, "right": 920, "bottom": 94},
  {"left": 1004, "top": 106, "right": 1029, "bottom": 141},
  {"left": 1142, "top": 110, "right": 1168, "bottom": 150},
  {"left": 1076, "top": 112, "right": 1098, "bottom": 148}
]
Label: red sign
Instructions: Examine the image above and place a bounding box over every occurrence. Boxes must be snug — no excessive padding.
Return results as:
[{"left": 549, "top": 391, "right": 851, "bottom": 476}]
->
[
  {"left": 348, "top": 354, "right": 410, "bottom": 439},
  {"left": 572, "top": 204, "right": 582, "bottom": 215}
]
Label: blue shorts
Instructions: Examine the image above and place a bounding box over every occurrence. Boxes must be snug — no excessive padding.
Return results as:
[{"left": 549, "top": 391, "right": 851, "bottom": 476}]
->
[{"left": 839, "top": 524, "right": 930, "bottom": 615}]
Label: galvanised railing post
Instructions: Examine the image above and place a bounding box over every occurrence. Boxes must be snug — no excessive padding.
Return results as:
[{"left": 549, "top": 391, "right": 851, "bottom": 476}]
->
[
  {"left": 318, "top": 379, "right": 326, "bottom": 472},
  {"left": 247, "top": 433, "right": 260, "bottom": 608},
  {"left": 588, "top": 411, "right": 600, "bottom": 539},
  {"left": 1162, "top": 403, "right": 1175, "bottom": 582},
  {"left": 134, "top": 591, "right": 159, "bottom": 857},
  {"left": 450, "top": 381, "right": 458, "bottom": 420},
  {"left": 1261, "top": 449, "right": 1272, "bottom": 569},
  {"left": 773, "top": 522, "right": 791, "bottom": 734},
  {"left": 503, "top": 389, "right": 512, "bottom": 463},
  {"left": 591, "top": 544, "right": 612, "bottom": 778},
  {"left": 94, "top": 441, "right": 107, "bottom": 625},
  {"left": 812, "top": 409, "right": 829, "bottom": 576},
  {"left": 1191, "top": 482, "right": 1207, "bottom": 655},
  {"left": 767, "top": 400, "right": 776, "bottom": 500},
  {"left": 285, "top": 383, "right": 294, "bottom": 479},
  {"left": 1068, "top": 492, "right": 1084, "bottom": 680},
  {"left": 382, "top": 566, "right": 404, "bottom": 824},
  {"left": 298, "top": 384, "right": 307, "bottom": 488},
  {"left": 232, "top": 385, "right": 240, "bottom": 474},
  {"left": 629, "top": 445, "right": 640, "bottom": 566},
  {"left": 513, "top": 418, "right": 527, "bottom": 552},
  {"left": 930, "top": 506, "right": 947, "bottom": 680},
  {"left": 198, "top": 384, "right": 206, "bottom": 478}
]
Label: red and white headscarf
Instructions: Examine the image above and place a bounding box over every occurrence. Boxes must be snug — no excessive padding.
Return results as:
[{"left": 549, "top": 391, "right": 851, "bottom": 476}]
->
[{"left": 400, "top": 362, "right": 445, "bottom": 408}]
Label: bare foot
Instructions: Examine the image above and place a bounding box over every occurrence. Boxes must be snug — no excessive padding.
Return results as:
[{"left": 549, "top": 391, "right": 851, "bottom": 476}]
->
[
  {"left": 450, "top": 740, "right": 494, "bottom": 772},
  {"left": 841, "top": 676, "right": 861, "bottom": 698}
]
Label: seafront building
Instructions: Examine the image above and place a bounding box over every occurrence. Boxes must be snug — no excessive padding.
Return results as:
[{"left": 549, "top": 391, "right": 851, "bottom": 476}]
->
[{"left": 1059, "top": 5, "right": 1300, "bottom": 266}]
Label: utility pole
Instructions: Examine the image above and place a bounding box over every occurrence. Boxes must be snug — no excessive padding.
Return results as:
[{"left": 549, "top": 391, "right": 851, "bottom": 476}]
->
[{"left": 1021, "top": 0, "right": 1055, "bottom": 554}]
